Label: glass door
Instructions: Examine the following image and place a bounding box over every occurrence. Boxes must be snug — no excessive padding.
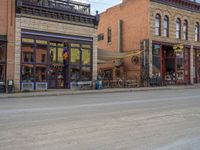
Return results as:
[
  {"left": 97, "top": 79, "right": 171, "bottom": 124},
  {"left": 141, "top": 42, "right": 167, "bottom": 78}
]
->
[{"left": 49, "top": 43, "right": 68, "bottom": 89}]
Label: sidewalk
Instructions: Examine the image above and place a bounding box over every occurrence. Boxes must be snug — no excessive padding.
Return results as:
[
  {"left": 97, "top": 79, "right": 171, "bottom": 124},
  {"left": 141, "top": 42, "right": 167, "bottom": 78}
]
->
[{"left": 0, "top": 84, "right": 200, "bottom": 99}]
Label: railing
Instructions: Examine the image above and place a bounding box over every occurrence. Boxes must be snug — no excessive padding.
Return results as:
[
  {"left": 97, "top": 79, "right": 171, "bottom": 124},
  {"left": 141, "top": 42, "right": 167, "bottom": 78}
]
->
[{"left": 17, "top": 0, "right": 91, "bottom": 14}]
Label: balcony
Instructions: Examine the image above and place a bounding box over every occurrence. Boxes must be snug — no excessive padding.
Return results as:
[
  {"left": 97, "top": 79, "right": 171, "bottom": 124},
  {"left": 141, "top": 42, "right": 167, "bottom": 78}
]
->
[{"left": 17, "top": 0, "right": 91, "bottom": 15}]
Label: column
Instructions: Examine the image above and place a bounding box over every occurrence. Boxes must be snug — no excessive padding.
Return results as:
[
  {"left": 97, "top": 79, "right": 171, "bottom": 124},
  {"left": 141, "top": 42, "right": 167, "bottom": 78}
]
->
[
  {"left": 190, "top": 45, "right": 194, "bottom": 84},
  {"left": 14, "top": 17, "right": 22, "bottom": 91}
]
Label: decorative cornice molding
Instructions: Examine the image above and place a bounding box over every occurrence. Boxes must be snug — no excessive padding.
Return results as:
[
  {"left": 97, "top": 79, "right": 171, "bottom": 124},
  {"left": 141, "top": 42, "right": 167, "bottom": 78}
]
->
[{"left": 151, "top": 0, "right": 200, "bottom": 13}]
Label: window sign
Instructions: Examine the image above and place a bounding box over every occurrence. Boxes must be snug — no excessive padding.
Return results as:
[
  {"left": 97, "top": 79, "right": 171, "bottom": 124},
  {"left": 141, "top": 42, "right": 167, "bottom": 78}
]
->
[
  {"left": 36, "top": 40, "right": 48, "bottom": 45},
  {"left": 50, "top": 42, "right": 57, "bottom": 47},
  {"left": 22, "top": 38, "right": 34, "bottom": 43}
]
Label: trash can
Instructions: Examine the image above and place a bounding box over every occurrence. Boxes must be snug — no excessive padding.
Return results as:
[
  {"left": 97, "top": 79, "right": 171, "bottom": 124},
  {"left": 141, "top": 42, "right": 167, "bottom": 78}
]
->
[
  {"left": 96, "top": 80, "right": 102, "bottom": 89},
  {"left": 7, "top": 80, "right": 14, "bottom": 94},
  {"left": 0, "top": 82, "right": 5, "bottom": 93}
]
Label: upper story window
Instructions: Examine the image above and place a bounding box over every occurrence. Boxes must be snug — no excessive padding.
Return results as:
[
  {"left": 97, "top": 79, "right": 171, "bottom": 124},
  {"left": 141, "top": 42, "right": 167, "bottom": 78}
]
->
[
  {"left": 183, "top": 20, "right": 188, "bottom": 40},
  {"left": 98, "top": 33, "right": 104, "bottom": 41},
  {"left": 163, "top": 15, "right": 169, "bottom": 37},
  {"left": 195, "top": 22, "right": 199, "bottom": 42},
  {"left": 155, "top": 14, "right": 161, "bottom": 36},
  {"left": 107, "top": 27, "right": 112, "bottom": 43},
  {"left": 176, "top": 18, "right": 181, "bottom": 39}
]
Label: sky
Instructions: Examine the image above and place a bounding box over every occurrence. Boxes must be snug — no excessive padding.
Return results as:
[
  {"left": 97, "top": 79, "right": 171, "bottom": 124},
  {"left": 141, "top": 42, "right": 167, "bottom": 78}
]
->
[
  {"left": 75, "top": 0, "right": 200, "bottom": 15},
  {"left": 75, "top": 0, "right": 122, "bottom": 14}
]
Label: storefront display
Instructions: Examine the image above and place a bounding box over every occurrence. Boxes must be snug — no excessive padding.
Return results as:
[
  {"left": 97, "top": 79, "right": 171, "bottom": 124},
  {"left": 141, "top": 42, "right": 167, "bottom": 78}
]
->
[
  {"left": 152, "top": 43, "right": 190, "bottom": 85},
  {"left": 21, "top": 37, "right": 92, "bottom": 90}
]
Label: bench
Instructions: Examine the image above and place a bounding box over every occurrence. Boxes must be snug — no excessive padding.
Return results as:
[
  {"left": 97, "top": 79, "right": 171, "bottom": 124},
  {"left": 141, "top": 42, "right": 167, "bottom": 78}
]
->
[{"left": 77, "top": 81, "right": 93, "bottom": 90}]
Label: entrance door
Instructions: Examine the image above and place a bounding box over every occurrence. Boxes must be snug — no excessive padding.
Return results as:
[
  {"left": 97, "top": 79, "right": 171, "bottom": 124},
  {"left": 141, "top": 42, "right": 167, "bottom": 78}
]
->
[
  {"left": 49, "top": 65, "right": 65, "bottom": 88},
  {"left": 48, "top": 43, "right": 69, "bottom": 89}
]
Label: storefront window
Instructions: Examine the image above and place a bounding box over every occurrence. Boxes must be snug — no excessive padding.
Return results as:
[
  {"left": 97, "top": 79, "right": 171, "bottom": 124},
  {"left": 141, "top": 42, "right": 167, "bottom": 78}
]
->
[
  {"left": 22, "top": 44, "right": 34, "bottom": 63},
  {"left": 50, "top": 47, "right": 57, "bottom": 63},
  {"left": 21, "top": 65, "right": 34, "bottom": 82},
  {"left": 58, "top": 47, "right": 64, "bottom": 64},
  {"left": 71, "top": 48, "right": 80, "bottom": 64},
  {"left": 36, "top": 66, "right": 47, "bottom": 82},
  {"left": 71, "top": 66, "right": 80, "bottom": 82},
  {"left": 152, "top": 44, "right": 161, "bottom": 76},
  {"left": 0, "top": 65, "right": 5, "bottom": 82},
  {"left": 81, "top": 66, "right": 91, "bottom": 81},
  {"left": 36, "top": 45, "right": 47, "bottom": 64},
  {"left": 176, "top": 51, "right": 184, "bottom": 81},
  {"left": 82, "top": 48, "right": 90, "bottom": 65},
  {"left": 0, "top": 43, "right": 6, "bottom": 62}
]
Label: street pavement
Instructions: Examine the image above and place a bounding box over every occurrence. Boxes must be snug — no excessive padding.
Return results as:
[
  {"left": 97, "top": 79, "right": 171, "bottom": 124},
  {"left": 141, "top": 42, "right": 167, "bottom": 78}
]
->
[{"left": 0, "top": 89, "right": 200, "bottom": 150}]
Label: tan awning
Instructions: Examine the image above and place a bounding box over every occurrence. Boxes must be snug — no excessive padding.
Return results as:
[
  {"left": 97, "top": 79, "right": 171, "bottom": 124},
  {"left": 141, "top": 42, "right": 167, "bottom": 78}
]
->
[{"left": 98, "top": 48, "right": 142, "bottom": 61}]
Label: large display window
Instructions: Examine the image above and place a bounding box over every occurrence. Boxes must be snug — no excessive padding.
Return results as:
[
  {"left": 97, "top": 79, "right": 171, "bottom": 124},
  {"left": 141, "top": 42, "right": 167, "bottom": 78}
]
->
[
  {"left": 21, "top": 37, "right": 93, "bottom": 90},
  {"left": 152, "top": 44, "right": 161, "bottom": 76}
]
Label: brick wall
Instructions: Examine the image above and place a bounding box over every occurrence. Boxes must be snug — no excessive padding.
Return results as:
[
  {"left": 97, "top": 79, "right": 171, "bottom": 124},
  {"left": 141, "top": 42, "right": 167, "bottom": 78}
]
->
[{"left": 97, "top": 0, "right": 149, "bottom": 80}]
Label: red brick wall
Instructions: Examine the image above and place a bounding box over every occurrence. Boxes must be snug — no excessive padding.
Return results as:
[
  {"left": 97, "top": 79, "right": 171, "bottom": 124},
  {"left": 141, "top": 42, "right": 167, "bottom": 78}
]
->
[
  {"left": 0, "top": 0, "right": 8, "bottom": 35},
  {"left": 0, "top": 0, "right": 16, "bottom": 82},
  {"left": 97, "top": 0, "right": 149, "bottom": 80}
]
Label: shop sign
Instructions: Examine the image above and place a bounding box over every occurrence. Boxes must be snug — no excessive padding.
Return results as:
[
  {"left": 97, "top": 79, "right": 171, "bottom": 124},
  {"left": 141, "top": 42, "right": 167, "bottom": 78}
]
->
[{"left": 173, "top": 44, "right": 184, "bottom": 53}]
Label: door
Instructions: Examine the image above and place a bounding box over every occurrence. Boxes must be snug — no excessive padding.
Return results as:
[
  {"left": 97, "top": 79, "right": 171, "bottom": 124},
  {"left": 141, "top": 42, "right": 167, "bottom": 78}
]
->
[{"left": 48, "top": 43, "right": 69, "bottom": 89}]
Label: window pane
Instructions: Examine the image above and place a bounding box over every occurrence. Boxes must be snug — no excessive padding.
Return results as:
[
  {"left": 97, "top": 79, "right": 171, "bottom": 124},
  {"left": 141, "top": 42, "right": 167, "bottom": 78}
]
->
[
  {"left": 81, "top": 66, "right": 91, "bottom": 81},
  {"left": 36, "top": 45, "right": 47, "bottom": 64},
  {"left": 0, "top": 43, "right": 6, "bottom": 62},
  {"left": 58, "top": 47, "right": 64, "bottom": 64},
  {"left": 0, "top": 65, "right": 5, "bottom": 82},
  {"left": 22, "top": 44, "right": 34, "bottom": 63},
  {"left": 71, "top": 66, "right": 80, "bottom": 82},
  {"left": 50, "top": 47, "right": 56, "bottom": 63},
  {"left": 36, "top": 66, "right": 47, "bottom": 82},
  {"left": 21, "top": 65, "right": 34, "bottom": 82},
  {"left": 82, "top": 48, "right": 91, "bottom": 65},
  {"left": 71, "top": 48, "right": 80, "bottom": 64}
]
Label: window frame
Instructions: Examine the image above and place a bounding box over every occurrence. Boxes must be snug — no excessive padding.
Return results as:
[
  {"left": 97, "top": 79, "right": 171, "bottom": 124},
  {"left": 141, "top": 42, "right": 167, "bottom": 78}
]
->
[
  {"left": 195, "top": 22, "right": 199, "bottom": 42},
  {"left": 163, "top": 15, "right": 169, "bottom": 37},
  {"left": 107, "top": 27, "right": 112, "bottom": 43},
  {"left": 155, "top": 14, "right": 161, "bottom": 36},
  {"left": 183, "top": 19, "right": 188, "bottom": 40},
  {"left": 176, "top": 18, "right": 181, "bottom": 39}
]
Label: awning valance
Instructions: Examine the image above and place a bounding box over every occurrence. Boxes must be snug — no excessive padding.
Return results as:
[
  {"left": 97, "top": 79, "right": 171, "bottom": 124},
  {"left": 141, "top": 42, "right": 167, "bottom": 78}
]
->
[{"left": 98, "top": 48, "right": 142, "bottom": 61}]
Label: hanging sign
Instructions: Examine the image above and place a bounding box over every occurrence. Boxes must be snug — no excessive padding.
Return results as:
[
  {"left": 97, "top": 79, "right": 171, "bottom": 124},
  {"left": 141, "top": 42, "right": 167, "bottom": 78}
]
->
[{"left": 173, "top": 44, "right": 184, "bottom": 53}]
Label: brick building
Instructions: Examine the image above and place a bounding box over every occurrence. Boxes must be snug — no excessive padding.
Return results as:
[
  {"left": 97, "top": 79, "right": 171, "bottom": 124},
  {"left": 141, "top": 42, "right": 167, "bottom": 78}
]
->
[
  {"left": 97, "top": 0, "right": 200, "bottom": 85},
  {"left": 0, "top": 0, "right": 98, "bottom": 92}
]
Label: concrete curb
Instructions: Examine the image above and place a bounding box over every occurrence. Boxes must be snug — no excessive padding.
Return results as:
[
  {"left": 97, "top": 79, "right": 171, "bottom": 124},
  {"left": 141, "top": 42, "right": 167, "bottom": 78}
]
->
[{"left": 0, "top": 85, "right": 199, "bottom": 99}]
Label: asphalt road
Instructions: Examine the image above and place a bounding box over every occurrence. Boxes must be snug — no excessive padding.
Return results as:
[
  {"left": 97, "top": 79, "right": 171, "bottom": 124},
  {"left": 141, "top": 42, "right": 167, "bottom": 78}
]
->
[{"left": 0, "top": 89, "right": 200, "bottom": 150}]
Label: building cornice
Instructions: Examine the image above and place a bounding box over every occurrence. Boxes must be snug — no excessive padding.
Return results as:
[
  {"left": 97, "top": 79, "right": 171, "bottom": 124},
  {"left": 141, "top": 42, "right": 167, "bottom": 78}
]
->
[{"left": 151, "top": 0, "right": 200, "bottom": 13}]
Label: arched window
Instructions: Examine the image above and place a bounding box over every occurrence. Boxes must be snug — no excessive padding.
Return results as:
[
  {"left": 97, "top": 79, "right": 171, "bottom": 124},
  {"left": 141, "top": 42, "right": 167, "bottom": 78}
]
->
[
  {"left": 164, "top": 15, "right": 169, "bottom": 37},
  {"left": 195, "top": 22, "right": 199, "bottom": 42},
  {"left": 155, "top": 14, "right": 161, "bottom": 36},
  {"left": 176, "top": 18, "right": 181, "bottom": 39},
  {"left": 183, "top": 20, "right": 188, "bottom": 40}
]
